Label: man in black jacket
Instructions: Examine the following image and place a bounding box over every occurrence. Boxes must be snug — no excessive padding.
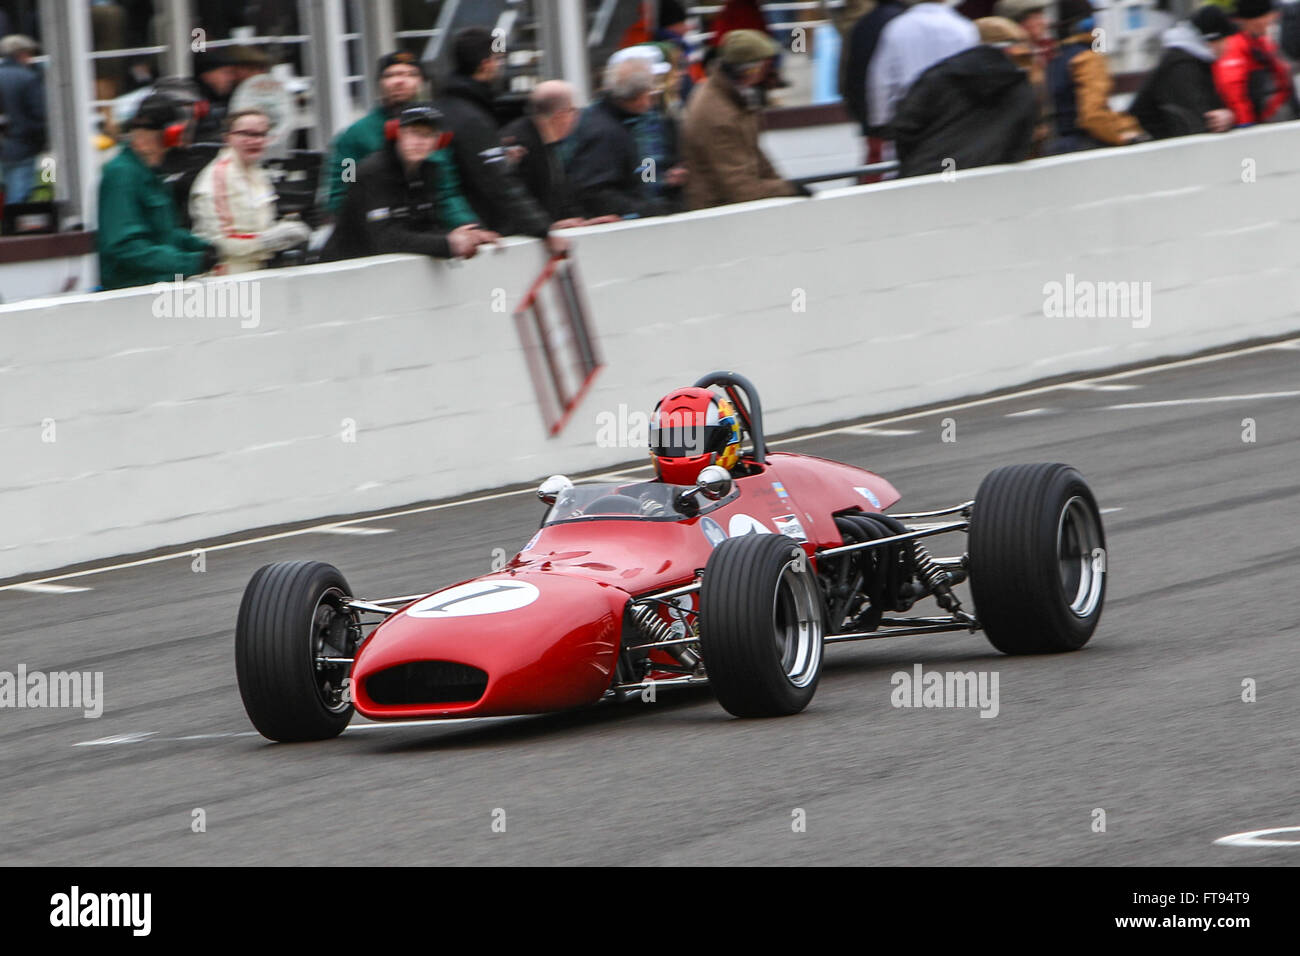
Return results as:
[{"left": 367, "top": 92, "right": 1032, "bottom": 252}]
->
[
  {"left": 1130, "top": 5, "right": 1237, "bottom": 139},
  {"left": 565, "top": 56, "right": 677, "bottom": 219},
  {"left": 434, "top": 27, "right": 563, "bottom": 253},
  {"left": 324, "top": 105, "right": 499, "bottom": 262},
  {"left": 892, "top": 17, "right": 1037, "bottom": 179},
  {"left": 500, "top": 81, "right": 585, "bottom": 225}
]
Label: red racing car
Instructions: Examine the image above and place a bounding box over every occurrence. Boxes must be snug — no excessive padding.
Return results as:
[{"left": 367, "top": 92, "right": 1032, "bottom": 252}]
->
[{"left": 236, "top": 372, "right": 1107, "bottom": 741}]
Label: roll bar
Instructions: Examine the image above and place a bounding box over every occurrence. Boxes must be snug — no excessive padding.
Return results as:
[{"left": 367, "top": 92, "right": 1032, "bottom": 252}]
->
[{"left": 692, "top": 371, "right": 767, "bottom": 465}]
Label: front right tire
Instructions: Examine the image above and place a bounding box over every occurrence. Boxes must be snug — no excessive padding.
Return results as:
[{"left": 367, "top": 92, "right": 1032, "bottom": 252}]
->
[{"left": 698, "top": 534, "right": 825, "bottom": 717}]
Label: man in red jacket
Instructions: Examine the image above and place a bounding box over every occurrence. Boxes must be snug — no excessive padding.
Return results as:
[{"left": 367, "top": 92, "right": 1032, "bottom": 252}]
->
[{"left": 1213, "top": 0, "right": 1297, "bottom": 124}]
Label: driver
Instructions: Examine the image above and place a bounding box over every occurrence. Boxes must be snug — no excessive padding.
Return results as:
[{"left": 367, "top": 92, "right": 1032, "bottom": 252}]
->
[{"left": 648, "top": 386, "right": 743, "bottom": 484}]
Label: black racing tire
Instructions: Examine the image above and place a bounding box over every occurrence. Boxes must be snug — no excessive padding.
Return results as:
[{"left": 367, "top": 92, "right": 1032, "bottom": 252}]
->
[
  {"left": 698, "top": 534, "right": 825, "bottom": 717},
  {"left": 968, "top": 463, "right": 1106, "bottom": 655},
  {"left": 236, "top": 561, "right": 356, "bottom": 742}
]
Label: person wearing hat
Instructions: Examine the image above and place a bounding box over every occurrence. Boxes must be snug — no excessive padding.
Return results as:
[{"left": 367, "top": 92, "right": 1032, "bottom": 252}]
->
[
  {"left": 1045, "top": 0, "right": 1145, "bottom": 152},
  {"left": 1213, "top": 0, "right": 1296, "bottom": 124},
  {"left": 565, "top": 52, "right": 682, "bottom": 218},
  {"left": 868, "top": 0, "right": 980, "bottom": 135},
  {"left": 1130, "top": 6, "right": 1238, "bottom": 139},
  {"left": 325, "top": 49, "right": 472, "bottom": 226},
  {"left": 434, "top": 27, "right": 562, "bottom": 250},
  {"left": 892, "top": 17, "right": 1038, "bottom": 178},
  {"left": 0, "top": 34, "right": 46, "bottom": 203},
  {"left": 191, "top": 48, "right": 241, "bottom": 142},
  {"left": 680, "top": 29, "right": 802, "bottom": 210},
  {"left": 324, "top": 103, "right": 498, "bottom": 263},
  {"left": 97, "top": 93, "right": 217, "bottom": 290},
  {"left": 189, "top": 108, "right": 313, "bottom": 273},
  {"left": 990, "top": 0, "right": 1053, "bottom": 154}
]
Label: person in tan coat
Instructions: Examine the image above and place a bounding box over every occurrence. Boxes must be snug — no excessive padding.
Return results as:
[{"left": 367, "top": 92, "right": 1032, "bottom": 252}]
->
[
  {"left": 189, "top": 109, "right": 311, "bottom": 274},
  {"left": 681, "top": 30, "right": 804, "bottom": 210},
  {"left": 1045, "top": 0, "right": 1146, "bottom": 152}
]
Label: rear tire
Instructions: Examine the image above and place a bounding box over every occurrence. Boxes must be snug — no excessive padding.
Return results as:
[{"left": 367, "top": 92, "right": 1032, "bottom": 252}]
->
[
  {"left": 968, "top": 463, "right": 1106, "bottom": 654},
  {"left": 698, "top": 534, "right": 824, "bottom": 717},
  {"left": 236, "top": 561, "right": 356, "bottom": 742}
]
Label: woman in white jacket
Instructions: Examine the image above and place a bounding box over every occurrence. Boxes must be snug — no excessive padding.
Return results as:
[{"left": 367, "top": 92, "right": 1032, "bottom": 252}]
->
[{"left": 189, "top": 108, "right": 310, "bottom": 274}]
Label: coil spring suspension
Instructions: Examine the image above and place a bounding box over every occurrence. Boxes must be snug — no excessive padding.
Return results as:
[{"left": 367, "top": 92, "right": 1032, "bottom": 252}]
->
[
  {"left": 630, "top": 602, "right": 700, "bottom": 670},
  {"left": 912, "top": 542, "right": 962, "bottom": 614}
]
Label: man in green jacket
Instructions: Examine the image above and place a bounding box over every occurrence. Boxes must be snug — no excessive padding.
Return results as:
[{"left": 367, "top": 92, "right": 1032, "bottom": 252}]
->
[
  {"left": 326, "top": 50, "right": 474, "bottom": 222},
  {"left": 98, "top": 93, "right": 217, "bottom": 290}
]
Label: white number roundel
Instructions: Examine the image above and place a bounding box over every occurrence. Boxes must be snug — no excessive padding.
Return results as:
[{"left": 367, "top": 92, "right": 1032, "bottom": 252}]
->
[{"left": 407, "top": 581, "right": 540, "bottom": 618}]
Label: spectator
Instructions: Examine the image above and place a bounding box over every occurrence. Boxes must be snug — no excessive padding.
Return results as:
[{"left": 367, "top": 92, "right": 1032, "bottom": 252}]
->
[
  {"left": 434, "top": 27, "right": 558, "bottom": 248},
  {"left": 1130, "top": 6, "right": 1238, "bottom": 139},
  {"left": 1046, "top": 0, "right": 1145, "bottom": 152},
  {"left": 992, "top": 0, "right": 1053, "bottom": 154},
  {"left": 326, "top": 50, "right": 470, "bottom": 220},
  {"left": 324, "top": 104, "right": 498, "bottom": 263},
  {"left": 0, "top": 35, "right": 47, "bottom": 203},
  {"left": 97, "top": 93, "right": 216, "bottom": 290},
  {"left": 1214, "top": 0, "right": 1297, "bottom": 125},
  {"left": 681, "top": 29, "right": 803, "bottom": 210},
  {"left": 893, "top": 17, "right": 1038, "bottom": 178},
  {"left": 842, "top": 0, "right": 906, "bottom": 178},
  {"left": 189, "top": 108, "right": 312, "bottom": 274},
  {"left": 500, "top": 81, "right": 613, "bottom": 229},
  {"left": 707, "top": 0, "right": 790, "bottom": 98},
  {"left": 868, "top": 0, "right": 980, "bottom": 134},
  {"left": 615, "top": 46, "right": 687, "bottom": 211},
  {"left": 191, "top": 49, "right": 240, "bottom": 142},
  {"left": 566, "top": 55, "right": 679, "bottom": 218}
]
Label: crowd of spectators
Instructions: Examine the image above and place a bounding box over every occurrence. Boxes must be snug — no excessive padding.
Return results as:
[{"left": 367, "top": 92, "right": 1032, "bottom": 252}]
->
[{"left": 90, "top": 1, "right": 1300, "bottom": 291}]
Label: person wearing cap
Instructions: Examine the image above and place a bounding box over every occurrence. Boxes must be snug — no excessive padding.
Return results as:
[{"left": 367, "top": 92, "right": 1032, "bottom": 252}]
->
[
  {"left": 991, "top": 0, "right": 1052, "bottom": 154},
  {"left": 565, "top": 53, "right": 681, "bottom": 218},
  {"left": 323, "top": 104, "right": 497, "bottom": 263},
  {"left": 0, "top": 34, "right": 46, "bottom": 203},
  {"left": 1213, "top": 0, "right": 1296, "bottom": 125},
  {"left": 680, "top": 29, "right": 802, "bottom": 210},
  {"left": 892, "top": 17, "right": 1038, "bottom": 178},
  {"left": 614, "top": 45, "right": 687, "bottom": 210},
  {"left": 434, "top": 27, "right": 560, "bottom": 249},
  {"left": 191, "top": 48, "right": 241, "bottom": 143},
  {"left": 1130, "top": 6, "right": 1238, "bottom": 139},
  {"left": 325, "top": 49, "right": 472, "bottom": 226},
  {"left": 189, "top": 108, "right": 312, "bottom": 274},
  {"left": 97, "top": 93, "right": 217, "bottom": 290},
  {"left": 868, "top": 0, "right": 980, "bottom": 135},
  {"left": 1046, "top": 0, "right": 1145, "bottom": 152}
]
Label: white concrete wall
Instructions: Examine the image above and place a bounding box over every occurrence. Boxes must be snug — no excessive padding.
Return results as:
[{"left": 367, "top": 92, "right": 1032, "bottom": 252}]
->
[{"left": 3, "top": 123, "right": 1299, "bottom": 579}]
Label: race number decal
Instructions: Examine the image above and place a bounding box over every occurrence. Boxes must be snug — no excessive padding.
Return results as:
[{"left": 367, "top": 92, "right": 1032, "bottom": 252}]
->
[{"left": 407, "top": 581, "right": 540, "bottom": 618}]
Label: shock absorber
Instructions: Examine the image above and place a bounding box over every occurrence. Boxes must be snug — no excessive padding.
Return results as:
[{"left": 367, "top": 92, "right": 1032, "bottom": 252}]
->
[
  {"left": 630, "top": 602, "right": 700, "bottom": 670},
  {"left": 912, "top": 541, "right": 963, "bottom": 615}
]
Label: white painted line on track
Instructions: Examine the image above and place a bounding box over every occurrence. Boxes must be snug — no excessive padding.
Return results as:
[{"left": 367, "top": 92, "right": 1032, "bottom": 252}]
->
[
  {"left": 74, "top": 717, "right": 521, "bottom": 747},
  {"left": 1061, "top": 382, "right": 1141, "bottom": 391},
  {"left": 9, "top": 582, "right": 93, "bottom": 594},
  {"left": 1005, "top": 407, "right": 1056, "bottom": 418},
  {"left": 315, "top": 526, "right": 395, "bottom": 536},
  {"left": 7, "top": 334, "right": 1299, "bottom": 595},
  {"left": 847, "top": 426, "right": 921, "bottom": 436},
  {"left": 1106, "top": 390, "right": 1300, "bottom": 410},
  {"left": 1214, "top": 826, "right": 1300, "bottom": 847},
  {"left": 1100, "top": 507, "right": 1124, "bottom": 514}
]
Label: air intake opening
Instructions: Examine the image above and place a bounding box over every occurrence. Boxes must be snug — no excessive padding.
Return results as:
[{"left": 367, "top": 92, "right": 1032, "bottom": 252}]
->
[{"left": 366, "top": 661, "right": 488, "bottom": 706}]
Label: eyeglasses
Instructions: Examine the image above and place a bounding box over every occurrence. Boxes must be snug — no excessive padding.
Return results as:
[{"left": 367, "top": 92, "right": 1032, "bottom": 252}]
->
[{"left": 231, "top": 129, "right": 270, "bottom": 139}]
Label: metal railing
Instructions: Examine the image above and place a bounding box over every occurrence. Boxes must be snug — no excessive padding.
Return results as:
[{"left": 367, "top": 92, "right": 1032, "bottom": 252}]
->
[{"left": 791, "top": 161, "right": 900, "bottom": 186}]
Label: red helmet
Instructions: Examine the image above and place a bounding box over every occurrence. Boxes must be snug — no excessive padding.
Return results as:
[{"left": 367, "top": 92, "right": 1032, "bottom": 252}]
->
[{"left": 649, "top": 387, "right": 742, "bottom": 485}]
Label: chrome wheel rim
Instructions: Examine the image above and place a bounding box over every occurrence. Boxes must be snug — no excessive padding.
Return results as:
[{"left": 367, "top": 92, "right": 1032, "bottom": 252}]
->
[
  {"left": 771, "top": 561, "right": 823, "bottom": 687},
  {"left": 1057, "top": 496, "right": 1104, "bottom": 618}
]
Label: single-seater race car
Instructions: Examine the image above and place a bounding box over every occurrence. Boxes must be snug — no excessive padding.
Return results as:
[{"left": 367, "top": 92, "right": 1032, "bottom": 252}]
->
[{"left": 236, "top": 372, "right": 1106, "bottom": 741}]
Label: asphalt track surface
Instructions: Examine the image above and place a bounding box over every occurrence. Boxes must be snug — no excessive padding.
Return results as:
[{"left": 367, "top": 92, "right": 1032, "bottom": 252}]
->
[{"left": 2, "top": 340, "right": 1298, "bottom": 866}]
